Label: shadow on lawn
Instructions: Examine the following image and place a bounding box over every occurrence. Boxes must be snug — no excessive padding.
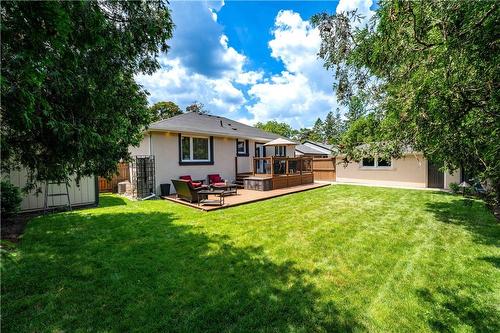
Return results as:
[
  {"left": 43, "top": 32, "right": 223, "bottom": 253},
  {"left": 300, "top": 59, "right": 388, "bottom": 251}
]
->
[
  {"left": 425, "top": 195, "right": 499, "bottom": 247},
  {"left": 98, "top": 194, "right": 127, "bottom": 208},
  {"left": 417, "top": 286, "right": 500, "bottom": 332},
  {"left": 3, "top": 210, "right": 363, "bottom": 332}
]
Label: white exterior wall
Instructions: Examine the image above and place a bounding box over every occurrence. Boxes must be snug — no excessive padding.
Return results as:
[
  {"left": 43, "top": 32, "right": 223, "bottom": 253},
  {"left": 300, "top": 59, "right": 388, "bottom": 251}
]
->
[
  {"left": 336, "top": 155, "right": 461, "bottom": 189},
  {"left": 138, "top": 132, "right": 237, "bottom": 194},
  {"left": 129, "top": 133, "right": 151, "bottom": 156},
  {"left": 264, "top": 145, "right": 296, "bottom": 158},
  {"left": 444, "top": 170, "right": 461, "bottom": 190},
  {"left": 336, "top": 155, "right": 428, "bottom": 188},
  {"left": 7, "top": 169, "right": 97, "bottom": 212},
  {"left": 236, "top": 139, "right": 255, "bottom": 174}
]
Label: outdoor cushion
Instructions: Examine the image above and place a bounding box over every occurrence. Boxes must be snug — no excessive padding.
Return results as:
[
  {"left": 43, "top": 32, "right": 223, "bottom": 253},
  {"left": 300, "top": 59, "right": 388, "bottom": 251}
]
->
[
  {"left": 213, "top": 182, "right": 226, "bottom": 187},
  {"left": 171, "top": 179, "right": 208, "bottom": 203},
  {"left": 179, "top": 175, "right": 202, "bottom": 188},
  {"left": 208, "top": 174, "right": 223, "bottom": 184}
]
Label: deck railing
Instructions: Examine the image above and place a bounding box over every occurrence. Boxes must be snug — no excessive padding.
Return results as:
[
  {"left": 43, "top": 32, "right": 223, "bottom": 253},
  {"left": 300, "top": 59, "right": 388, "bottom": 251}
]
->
[{"left": 253, "top": 156, "right": 313, "bottom": 176}]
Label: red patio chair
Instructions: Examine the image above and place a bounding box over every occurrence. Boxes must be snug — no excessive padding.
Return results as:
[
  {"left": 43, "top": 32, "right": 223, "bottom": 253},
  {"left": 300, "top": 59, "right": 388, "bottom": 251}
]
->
[
  {"left": 179, "top": 175, "right": 203, "bottom": 188},
  {"left": 208, "top": 174, "right": 226, "bottom": 187}
]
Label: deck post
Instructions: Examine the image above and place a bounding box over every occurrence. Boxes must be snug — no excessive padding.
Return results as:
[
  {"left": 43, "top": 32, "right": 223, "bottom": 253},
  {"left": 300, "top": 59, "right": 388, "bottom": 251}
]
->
[{"left": 271, "top": 157, "right": 274, "bottom": 177}]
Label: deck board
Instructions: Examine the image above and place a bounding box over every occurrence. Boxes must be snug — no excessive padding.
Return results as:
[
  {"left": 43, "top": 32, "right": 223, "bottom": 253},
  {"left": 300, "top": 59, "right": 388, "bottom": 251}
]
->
[{"left": 163, "top": 182, "right": 329, "bottom": 211}]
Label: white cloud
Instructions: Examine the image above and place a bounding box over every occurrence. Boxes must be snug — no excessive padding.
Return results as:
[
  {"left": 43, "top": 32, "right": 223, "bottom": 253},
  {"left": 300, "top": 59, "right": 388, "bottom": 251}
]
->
[
  {"left": 138, "top": 4, "right": 374, "bottom": 128},
  {"left": 235, "top": 71, "right": 264, "bottom": 85},
  {"left": 242, "top": 10, "right": 338, "bottom": 128},
  {"left": 136, "top": 57, "right": 246, "bottom": 114},
  {"left": 336, "top": 0, "right": 375, "bottom": 27},
  {"left": 136, "top": 1, "right": 255, "bottom": 116}
]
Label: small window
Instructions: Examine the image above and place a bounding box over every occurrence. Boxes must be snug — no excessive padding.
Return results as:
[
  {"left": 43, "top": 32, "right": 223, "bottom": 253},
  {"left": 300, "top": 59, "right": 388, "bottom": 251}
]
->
[
  {"left": 361, "top": 156, "right": 392, "bottom": 168},
  {"left": 236, "top": 139, "right": 248, "bottom": 156},
  {"left": 362, "top": 157, "right": 375, "bottom": 167},
  {"left": 377, "top": 158, "right": 391, "bottom": 167},
  {"left": 181, "top": 136, "right": 210, "bottom": 162}
]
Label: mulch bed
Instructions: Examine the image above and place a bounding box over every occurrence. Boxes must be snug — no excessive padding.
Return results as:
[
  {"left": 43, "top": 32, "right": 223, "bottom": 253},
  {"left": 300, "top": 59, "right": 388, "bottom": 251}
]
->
[{"left": 1, "top": 212, "right": 41, "bottom": 243}]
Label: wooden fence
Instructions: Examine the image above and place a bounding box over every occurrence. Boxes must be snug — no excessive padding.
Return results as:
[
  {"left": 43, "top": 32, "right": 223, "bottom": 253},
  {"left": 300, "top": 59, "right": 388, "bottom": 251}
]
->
[
  {"left": 312, "top": 158, "right": 336, "bottom": 181},
  {"left": 98, "top": 163, "right": 130, "bottom": 193}
]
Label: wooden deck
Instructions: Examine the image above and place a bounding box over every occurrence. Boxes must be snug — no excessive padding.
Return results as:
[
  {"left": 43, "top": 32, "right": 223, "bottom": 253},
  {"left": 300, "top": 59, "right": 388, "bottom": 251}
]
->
[{"left": 163, "top": 182, "right": 329, "bottom": 211}]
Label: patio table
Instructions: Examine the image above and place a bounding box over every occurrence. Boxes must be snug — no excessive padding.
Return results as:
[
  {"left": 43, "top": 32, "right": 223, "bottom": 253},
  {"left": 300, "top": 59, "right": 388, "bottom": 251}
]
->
[
  {"left": 211, "top": 183, "right": 238, "bottom": 195},
  {"left": 197, "top": 189, "right": 226, "bottom": 206}
]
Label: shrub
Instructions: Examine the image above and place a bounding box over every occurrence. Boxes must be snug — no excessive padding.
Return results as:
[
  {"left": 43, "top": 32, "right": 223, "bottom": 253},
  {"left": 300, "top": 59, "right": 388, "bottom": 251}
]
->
[
  {"left": 449, "top": 182, "right": 460, "bottom": 194},
  {"left": 1, "top": 180, "right": 22, "bottom": 218}
]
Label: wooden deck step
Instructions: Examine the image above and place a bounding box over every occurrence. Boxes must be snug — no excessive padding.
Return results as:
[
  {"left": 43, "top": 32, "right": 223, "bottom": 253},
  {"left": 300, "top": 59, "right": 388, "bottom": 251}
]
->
[{"left": 235, "top": 172, "right": 252, "bottom": 187}]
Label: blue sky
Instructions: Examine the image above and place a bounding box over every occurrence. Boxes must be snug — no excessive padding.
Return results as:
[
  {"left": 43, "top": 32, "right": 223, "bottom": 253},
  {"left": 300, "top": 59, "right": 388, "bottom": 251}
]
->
[{"left": 136, "top": 0, "right": 375, "bottom": 128}]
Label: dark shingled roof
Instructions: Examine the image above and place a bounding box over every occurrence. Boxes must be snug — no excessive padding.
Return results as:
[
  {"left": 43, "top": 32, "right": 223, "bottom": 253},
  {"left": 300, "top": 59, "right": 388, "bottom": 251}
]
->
[{"left": 147, "top": 112, "right": 281, "bottom": 141}]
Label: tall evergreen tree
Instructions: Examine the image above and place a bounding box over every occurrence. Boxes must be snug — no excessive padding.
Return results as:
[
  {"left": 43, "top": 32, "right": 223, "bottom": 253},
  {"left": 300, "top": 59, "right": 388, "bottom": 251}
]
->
[
  {"left": 323, "top": 109, "right": 344, "bottom": 145},
  {"left": 309, "top": 118, "right": 325, "bottom": 143}
]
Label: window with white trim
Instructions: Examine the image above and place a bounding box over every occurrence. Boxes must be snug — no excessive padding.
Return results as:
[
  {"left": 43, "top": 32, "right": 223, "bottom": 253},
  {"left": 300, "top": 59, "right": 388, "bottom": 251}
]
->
[
  {"left": 361, "top": 157, "right": 392, "bottom": 168},
  {"left": 181, "top": 136, "right": 210, "bottom": 162}
]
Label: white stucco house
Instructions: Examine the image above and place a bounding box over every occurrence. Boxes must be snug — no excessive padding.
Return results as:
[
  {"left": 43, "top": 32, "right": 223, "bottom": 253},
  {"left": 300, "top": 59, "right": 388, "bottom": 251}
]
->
[
  {"left": 128, "top": 112, "right": 461, "bottom": 195},
  {"left": 128, "top": 112, "right": 297, "bottom": 196}
]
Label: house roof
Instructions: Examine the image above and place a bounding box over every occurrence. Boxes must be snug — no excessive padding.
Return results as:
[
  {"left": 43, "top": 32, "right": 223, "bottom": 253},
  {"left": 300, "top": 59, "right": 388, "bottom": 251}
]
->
[
  {"left": 263, "top": 138, "right": 298, "bottom": 146},
  {"left": 295, "top": 144, "right": 327, "bottom": 155},
  {"left": 303, "top": 140, "right": 334, "bottom": 151},
  {"left": 147, "top": 112, "right": 281, "bottom": 141}
]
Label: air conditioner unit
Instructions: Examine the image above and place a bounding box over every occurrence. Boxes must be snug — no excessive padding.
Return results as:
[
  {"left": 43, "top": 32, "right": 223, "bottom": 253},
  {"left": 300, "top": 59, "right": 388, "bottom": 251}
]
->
[{"left": 117, "top": 181, "right": 131, "bottom": 194}]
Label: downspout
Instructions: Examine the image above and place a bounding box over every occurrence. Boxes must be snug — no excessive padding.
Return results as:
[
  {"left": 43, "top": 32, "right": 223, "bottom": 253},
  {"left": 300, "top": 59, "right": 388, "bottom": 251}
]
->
[
  {"left": 149, "top": 132, "right": 152, "bottom": 155},
  {"left": 149, "top": 132, "right": 156, "bottom": 196}
]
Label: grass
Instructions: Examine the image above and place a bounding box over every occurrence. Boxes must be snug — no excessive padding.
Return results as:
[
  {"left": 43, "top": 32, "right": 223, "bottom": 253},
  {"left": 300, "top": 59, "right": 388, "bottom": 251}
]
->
[{"left": 2, "top": 185, "right": 499, "bottom": 332}]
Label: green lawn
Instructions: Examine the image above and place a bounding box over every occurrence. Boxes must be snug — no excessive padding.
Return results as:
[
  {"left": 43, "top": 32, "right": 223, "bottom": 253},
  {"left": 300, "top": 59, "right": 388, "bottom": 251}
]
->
[{"left": 2, "top": 185, "right": 499, "bottom": 332}]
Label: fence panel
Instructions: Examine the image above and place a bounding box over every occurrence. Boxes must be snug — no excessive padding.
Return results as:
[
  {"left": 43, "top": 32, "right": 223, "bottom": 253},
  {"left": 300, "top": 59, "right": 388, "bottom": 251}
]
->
[
  {"left": 312, "top": 158, "right": 336, "bottom": 181},
  {"left": 98, "top": 163, "right": 130, "bottom": 193}
]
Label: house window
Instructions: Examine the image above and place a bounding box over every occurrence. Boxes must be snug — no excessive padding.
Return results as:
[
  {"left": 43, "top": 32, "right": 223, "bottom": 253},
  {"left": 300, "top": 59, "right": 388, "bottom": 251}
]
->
[
  {"left": 361, "top": 157, "right": 392, "bottom": 168},
  {"left": 377, "top": 158, "right": 392, "bottom": 167},
  {"left": 236, "top": 139, "right": 248, "bottom": 156},
  {"left": 179, "top": 135, "right": 213, "bottom": 164},
  {"left": 275, "top": 145, "right": 286, "bottom": 157},
  {"left": 361, "top": 157, "right": 375, "bottom": 167}
]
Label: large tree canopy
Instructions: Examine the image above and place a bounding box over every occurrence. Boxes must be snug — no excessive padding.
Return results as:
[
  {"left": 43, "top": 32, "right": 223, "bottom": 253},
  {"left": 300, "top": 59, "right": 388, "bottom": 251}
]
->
[
  {"left": 255, "top": 120, "right": 296, "bottom": 139},
  {"left": 1, "top": 1, "right": 173, "bottom": 185},
  {"left": 312, "top": 0, "right": 499, "bottom": 194},
  {"left": 150, "top": 101, "right": 183, "bottom": 122}
]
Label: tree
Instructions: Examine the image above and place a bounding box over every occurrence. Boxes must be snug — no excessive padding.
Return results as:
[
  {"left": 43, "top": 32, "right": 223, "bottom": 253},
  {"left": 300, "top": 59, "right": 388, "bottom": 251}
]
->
[
  {"left": 345, "top": 95, "right": 367, "bottom": 127},
  {"left": 1, "top": 1, "right": 174, "bottom": 186},
  {"left": 309, "top": 118, "right": 325, "bottom": 143},
  {"left": 186, "top": 101, "right": 209, "bottom": 114},
  {"left": 293, "top": 128, "right": 313, "bottom": 142},
  {"left": 255, "top": 120, "right": 296, "bottom": 138},
  {"left": 150, "top": 101, "right": 182, "bottom": 122},
  {"left": 313, "top": 1, "right": 500, "bottom": 198},
  {"left": 323, "top": 109, "right": 344, "bottom": 145}
]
